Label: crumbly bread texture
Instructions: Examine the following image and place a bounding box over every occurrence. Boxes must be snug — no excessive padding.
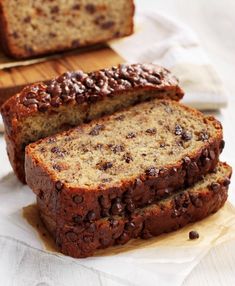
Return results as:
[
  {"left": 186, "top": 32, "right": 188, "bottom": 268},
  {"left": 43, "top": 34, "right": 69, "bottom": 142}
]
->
[
  {"left": 1, "top": 64, "right": 184, "bottom": 183},
  {"left": 38, "top": 162, "right": 232, "bottom": 258},
  {"left": 0, "top": 0, "right": 134, "bottom": 59},
  {"left": 25, "top": 99, "right": 224, "bottom": 225}
]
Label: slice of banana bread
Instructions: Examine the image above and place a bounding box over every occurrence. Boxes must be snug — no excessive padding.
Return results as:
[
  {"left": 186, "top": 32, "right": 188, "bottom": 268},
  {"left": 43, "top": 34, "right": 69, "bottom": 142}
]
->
[
  {"left": 0, "top": 0, "right": 134, "bottom": 59},
  {"left": 1, "top": 64, "right": 184, "bottom": 183},
  {"left": 38, "top": 162, "right": 232, "bottom": 258},
  {"left": 25, "top": 99, "right": 224, "bottom": 224}
]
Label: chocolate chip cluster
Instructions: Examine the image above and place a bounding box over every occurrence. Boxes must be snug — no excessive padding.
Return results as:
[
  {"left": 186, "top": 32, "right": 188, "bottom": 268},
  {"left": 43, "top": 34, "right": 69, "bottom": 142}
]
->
[{"left": 21, "top": 64, "right": 168, "bottom": 112}]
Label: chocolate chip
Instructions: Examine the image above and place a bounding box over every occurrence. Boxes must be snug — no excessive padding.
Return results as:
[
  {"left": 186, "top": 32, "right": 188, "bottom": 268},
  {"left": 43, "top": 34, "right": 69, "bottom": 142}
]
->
[
  {"left": 117, "top": 232, "right": 129, "bottom": 244},
  {"left": 125, "top": 222, "right": 135, "bottom": 231},
  {"left": 12, "top": 31, "right": 19, "bottom": 38},
  {"left": 73, "top": 215, "right": 83, "bottom": 223},
  {"left": 190, "top": 194, "right": 203, "bottom": 208},
  {"left": 76, "top": 94, "right": 85, "bottom": 104},
  {"left": 50, "top": 146, "right": 65, "bottom": 157},
  {"left": 66, "top": 231, "right": 78, "bottom": 242},
  {"left": 73, "top": 195, "right": 84, "bottom": 204},
  {"left": 101, "top": 21, "right": 115, "bottom": 30},
  {"left": 94, "top": 15, "right": 105, "bottom": 25},
  {"left": 51, "top": 97, "right": 61, "bottom": 107},
  {"left": 198, "top": 131, "right": 209, "bottom": 141},
  {"left": 101, "top": 178, "right": 112, "bottom": 183},
  {"left": 89, "top": 124, "right": 105, "bottom": 136},
  {"left": 85, "top": 4, "right": 96, "bottom": 14},
  {"left": 145, "top": 167, "right": 159, "bottom": 176},
  {"left": 47, "top": 137, "right": 56, "bottom": 143},
  {"left": 109, "top": 219, "right": 119, "bottom": 228},
  {"left": 39, "top": 147, "right": 46, "bottom": 153},
  {"left": 72, "top": 4, "right": 81, "bottom": 10},
  {"left": 223, "top": 177, "right": 231, "bottom": 187},
  {"left": 52, "top": 164, "right": 63, "bottom": 171},
  {"left": 146, "top": 75, "right": 161, "bottom": 84},
  {"left": 123, "top": 153, "right": 133, "bottom": 163},
  {"left": 110, "top": 144, "right": 125, "bottom": 153},
  {"left": 175, "top": 124, "right": 183, "bottom": 135},
  {"left": 38, "top": 102, "right": 50, "bottom": 112},
  {"left": 84, "top": 77, "right": 94, "bottom": 88},
  {"left": 72, "top": 39, "right": 80, "bottom": 48},
  {"left": 55, "top": 181, "right": 63, "bottom": 191},
  {"left": 26, "top": 92, "right": 37, "bottom": 99},
  {"left": 145, "top": 128, "right": 157, "bottom": 135},
  {"left": 23, "top": 98, "right": 38, "bottom": 107},
  {"left": 24, "top": 16, "right": 31, "bottom": 23},
  {"left": 24, "top": 45, "right": 34, "bottom": 54},
  {"left": 51, "top": 6, "right": 59, "bottom": 13},
  {"left": 98, "top": 161, "right": 113, "bottom": 171},
  {"left": 51, "top": 146, "right": 60, "bottom": 153},
  {"left": 126, "top": 132, "right": 136, "bottom": 139},
  {"left": 210, "top": 182, "right": 220, "bottom": 192},
  {"left": 189, "top": 230, "right": 199, "bottom": 240},
  {"left": 111, "top": 200, "right": 124, "bottom": 215},
  {"left": 181, "top": 131, "right": 192, "bottom": 141},
  {"left": 87, "top": 211, "right": 96, "bottom": 222}
]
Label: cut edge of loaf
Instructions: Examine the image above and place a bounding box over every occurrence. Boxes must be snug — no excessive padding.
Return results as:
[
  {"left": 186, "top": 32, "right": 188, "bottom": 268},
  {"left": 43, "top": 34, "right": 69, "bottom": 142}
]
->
[
  {"left": 38, "top": 162, "right": 232, "bottom": 258},
  {"left": 0, "top": 0, "right": 135, "bottom": 59}
]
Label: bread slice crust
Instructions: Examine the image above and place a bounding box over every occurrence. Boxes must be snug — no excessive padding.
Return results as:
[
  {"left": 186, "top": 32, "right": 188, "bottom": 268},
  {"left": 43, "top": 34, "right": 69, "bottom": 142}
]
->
[
  {"left": 38, "top": 162, "right": 232, "bottom": 258},
  {"left": 25, "top": 99, "right": 224, "bottom": 224}
]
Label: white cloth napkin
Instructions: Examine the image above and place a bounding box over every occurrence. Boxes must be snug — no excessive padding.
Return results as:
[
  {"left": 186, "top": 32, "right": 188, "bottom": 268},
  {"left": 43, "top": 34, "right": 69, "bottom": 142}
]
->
[{"left": 109, "top": 11, "right": 228, "bottom": 110}]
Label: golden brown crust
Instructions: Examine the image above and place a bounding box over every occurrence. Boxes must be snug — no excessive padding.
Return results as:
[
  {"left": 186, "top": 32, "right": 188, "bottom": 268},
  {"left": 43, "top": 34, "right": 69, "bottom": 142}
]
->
[
  {"left": 25, "top": 100, "right": 224, "bottom": 224},
  {"left": 1, "top": 64, "right": 183, "bottom": 122},
  {"left": 1, "top": 64, "right": 184, "bottom": 183},
  {"left": 38, "top": 163, "right": 232, "bottom": 258}
]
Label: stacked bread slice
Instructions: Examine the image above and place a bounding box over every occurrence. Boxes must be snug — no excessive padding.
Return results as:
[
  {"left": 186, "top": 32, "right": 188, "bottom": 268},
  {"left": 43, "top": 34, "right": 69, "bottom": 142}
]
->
[{"left": 1, "top": 64, "right": 232, "bottom": 258}]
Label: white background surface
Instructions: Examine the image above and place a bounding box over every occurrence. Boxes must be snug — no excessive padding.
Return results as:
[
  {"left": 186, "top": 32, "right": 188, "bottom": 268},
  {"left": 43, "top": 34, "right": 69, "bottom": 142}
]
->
[
  {"left": 0, "top": 0, "right": 235, "bottom": 285},
  {"left": 136, "top": 0, "right": 235, "bottom": 285}
]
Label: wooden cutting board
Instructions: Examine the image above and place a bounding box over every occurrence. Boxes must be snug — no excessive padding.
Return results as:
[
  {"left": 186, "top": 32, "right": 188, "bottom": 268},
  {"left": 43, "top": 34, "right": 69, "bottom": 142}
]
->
[{"left": 0, "top": 46, "right": 123, "bottom": 106}]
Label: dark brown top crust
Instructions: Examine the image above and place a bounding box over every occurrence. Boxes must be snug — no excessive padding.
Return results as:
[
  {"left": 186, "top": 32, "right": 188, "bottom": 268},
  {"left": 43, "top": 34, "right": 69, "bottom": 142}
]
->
[{"left": 1, "top": 64, "right": 184, "bottom": 124}]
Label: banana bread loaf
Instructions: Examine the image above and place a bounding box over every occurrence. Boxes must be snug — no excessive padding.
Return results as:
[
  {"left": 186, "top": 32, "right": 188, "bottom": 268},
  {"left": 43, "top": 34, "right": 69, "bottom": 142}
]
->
[
  {"left": 25, "top": 99, "right": 224, "bottom": 225},
  {"left": 38, "top": 162, "right": 232, "bottom": 258},
  {"left": 1, "top": 64, "right": 184, "bottom": 183},
  {"left": 0, "top": 0, "right": 134, "bottom": 59}
]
